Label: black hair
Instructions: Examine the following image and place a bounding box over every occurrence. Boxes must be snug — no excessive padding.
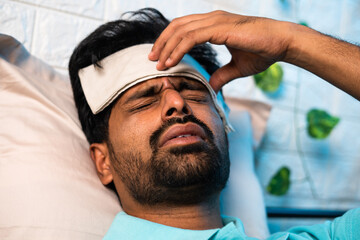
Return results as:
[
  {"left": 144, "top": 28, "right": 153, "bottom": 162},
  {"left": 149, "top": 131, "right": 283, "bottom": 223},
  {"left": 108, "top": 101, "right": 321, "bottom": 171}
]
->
[{"left": 69, "top": 8, "right": 220, "bottom": 144}]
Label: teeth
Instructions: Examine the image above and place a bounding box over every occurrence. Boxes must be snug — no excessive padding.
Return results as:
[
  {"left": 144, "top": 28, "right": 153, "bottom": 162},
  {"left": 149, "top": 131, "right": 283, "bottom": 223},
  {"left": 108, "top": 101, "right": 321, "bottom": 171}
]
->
[{"left": 176, "top": 134, "right": 192, "bottom": 138}]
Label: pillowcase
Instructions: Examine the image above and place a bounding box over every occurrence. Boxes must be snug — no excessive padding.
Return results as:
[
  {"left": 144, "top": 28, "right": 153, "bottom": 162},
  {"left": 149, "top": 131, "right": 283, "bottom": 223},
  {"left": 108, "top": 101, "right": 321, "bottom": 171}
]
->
[
  {"left": 0, "top": 34, "right": 270, "bottom": 239},
  {"left": 221, "top": 109, "right": 270, "bottom": 239},
  {"left": 0, "top": 34, "right": 121, "bottom": 239}
]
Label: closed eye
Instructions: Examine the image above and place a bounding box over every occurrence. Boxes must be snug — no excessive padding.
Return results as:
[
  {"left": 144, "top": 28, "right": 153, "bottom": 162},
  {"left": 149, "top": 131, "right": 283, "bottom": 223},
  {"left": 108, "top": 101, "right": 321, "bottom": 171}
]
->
[
  {"left": 131, "top": 100, "right": 157, "bottom": 112},
  {"left": 183, "top": 93, "right": 209, "bottom": 103}
]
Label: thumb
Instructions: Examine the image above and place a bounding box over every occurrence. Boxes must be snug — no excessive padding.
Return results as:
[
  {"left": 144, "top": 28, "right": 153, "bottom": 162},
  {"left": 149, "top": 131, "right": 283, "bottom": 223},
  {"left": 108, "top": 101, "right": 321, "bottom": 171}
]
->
[{"left": 209, "top": 60, "right": 241, "bottom": 93}]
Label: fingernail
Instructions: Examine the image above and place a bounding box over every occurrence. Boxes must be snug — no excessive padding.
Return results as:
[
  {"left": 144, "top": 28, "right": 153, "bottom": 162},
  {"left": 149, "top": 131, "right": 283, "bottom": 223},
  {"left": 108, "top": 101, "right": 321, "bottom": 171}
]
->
[
  {"left": 156, "top": 61, "right": 162, "bottom": 70},
  {"left": 165, "top": 58, "right": 172, "bottom": 66},
  {"left": 148, "top": 52, "right": 155, "bottom": 60}
]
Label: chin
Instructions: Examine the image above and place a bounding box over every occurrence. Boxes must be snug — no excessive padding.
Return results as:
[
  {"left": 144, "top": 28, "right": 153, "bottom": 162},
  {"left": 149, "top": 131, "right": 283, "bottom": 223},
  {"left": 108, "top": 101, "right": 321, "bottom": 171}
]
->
[{"left": 142, "top": 141, "right": 230, "bottom": 205}]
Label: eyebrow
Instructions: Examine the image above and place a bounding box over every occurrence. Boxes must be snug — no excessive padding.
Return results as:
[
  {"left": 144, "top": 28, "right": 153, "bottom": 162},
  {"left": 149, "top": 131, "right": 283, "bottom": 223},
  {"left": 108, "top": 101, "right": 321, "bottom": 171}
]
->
[
  {"left": 123, "top": 78, "right": 207, "bottom": 105},
  {"left": 177, "top": 80, "right": 207, "bottom": 92},
  {"left": 124, "top": 84, "right": 163, "bottom": 105}
]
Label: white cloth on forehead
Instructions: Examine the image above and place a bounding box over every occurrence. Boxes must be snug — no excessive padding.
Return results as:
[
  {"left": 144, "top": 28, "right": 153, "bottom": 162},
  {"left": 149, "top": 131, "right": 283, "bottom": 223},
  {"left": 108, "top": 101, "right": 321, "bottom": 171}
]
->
[{"left": 78, "top": 43, "right": 232, "bottom": 132}]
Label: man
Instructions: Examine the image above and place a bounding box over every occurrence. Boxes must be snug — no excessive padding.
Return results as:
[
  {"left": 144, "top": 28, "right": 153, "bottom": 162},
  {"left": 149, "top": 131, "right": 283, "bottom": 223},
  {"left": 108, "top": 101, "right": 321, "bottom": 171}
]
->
[{"left": 69, "top": 8, "right": 360, "bottom": 240}]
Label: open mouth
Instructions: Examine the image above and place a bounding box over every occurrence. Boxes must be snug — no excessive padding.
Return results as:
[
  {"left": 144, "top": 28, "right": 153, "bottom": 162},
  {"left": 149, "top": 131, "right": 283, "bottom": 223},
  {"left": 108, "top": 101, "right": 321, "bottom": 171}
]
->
[{"left": 159, "top": 123, "right": 207, "bottom": 148}]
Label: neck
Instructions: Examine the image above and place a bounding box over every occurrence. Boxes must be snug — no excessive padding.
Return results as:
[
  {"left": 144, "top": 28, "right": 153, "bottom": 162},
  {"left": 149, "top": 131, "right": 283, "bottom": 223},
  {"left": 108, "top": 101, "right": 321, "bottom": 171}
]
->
[{"left": 122, "top": 194, "right": 223, "bottom": 230}]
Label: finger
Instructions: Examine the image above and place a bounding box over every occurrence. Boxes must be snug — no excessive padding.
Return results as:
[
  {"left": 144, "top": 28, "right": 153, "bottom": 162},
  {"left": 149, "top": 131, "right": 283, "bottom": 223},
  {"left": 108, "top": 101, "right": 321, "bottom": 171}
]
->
[
  {"left": 209, "top": 60, "right": 242, "bottom": 93},
  {"left": 150, "top": 11, "right": 224, "bottom": 60},
  {"left": 154, "top": 16, "right": 223, "bottom": 70},
  {"left": 149, "top": 13, "right": 211, "bottom": 61},
  {"left": 156, "top": 20, "right": 219, "bottom": 70},
  {"left": 158, "top": 24, "right": 229, "bottom": 70}
]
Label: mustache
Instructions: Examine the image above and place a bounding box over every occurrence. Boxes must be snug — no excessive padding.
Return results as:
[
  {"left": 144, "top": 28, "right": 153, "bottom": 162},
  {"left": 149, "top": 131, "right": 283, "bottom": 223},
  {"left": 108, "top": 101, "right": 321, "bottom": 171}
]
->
[{"left": 149, "top": 115, "right": 214, "bottom": 150}]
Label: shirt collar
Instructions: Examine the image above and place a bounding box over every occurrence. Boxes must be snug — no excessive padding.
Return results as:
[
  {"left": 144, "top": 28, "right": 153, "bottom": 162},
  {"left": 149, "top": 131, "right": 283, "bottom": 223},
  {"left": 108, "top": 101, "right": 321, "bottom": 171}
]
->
[{"left": 104, "top": 212, "right": 247, "bottom": 240}]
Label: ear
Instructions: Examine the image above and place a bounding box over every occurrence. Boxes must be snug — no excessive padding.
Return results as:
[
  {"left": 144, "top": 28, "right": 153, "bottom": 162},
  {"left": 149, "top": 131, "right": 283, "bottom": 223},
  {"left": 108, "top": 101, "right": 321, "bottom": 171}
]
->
[{"left": 90, "top": 143, "right": 113, "bottom": 185}]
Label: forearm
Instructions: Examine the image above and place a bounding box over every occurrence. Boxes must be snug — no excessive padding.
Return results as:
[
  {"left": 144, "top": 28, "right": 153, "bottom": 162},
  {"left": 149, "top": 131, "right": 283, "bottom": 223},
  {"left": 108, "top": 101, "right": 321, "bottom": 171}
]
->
[
  {"left": 150, "top": 11, "right": 360, "bottom": 98},
  {"left": 285, "top": 23, "right": 360, "bottom": 100}
]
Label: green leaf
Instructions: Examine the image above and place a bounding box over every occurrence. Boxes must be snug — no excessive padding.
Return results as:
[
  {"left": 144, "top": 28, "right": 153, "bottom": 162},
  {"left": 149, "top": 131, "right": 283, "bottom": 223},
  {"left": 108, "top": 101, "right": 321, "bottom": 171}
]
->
[
  {"left": 254, "top": 63, "right": 283, "bottom": 93},
  {"left": 307, "top": 109, "right": 340, "bottom": 139},
  {"left": 299, "top": 21, "right": 309, "bottom": 27},
  {"left": 267, "top": 166, "right": 291, "bottom": 196}
]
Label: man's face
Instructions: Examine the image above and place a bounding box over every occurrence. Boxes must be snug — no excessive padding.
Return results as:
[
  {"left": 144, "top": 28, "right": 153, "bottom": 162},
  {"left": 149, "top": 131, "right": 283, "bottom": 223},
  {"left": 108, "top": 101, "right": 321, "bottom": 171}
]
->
[{"left": 107, "top": 76, "right": 229, "bottom": 205}]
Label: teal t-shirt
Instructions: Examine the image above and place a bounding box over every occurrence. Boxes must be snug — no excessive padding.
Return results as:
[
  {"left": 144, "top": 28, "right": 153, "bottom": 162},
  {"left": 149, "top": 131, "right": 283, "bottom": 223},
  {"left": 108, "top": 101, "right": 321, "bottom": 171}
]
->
[{"left": 104, "top": 208, "right": 360, "bottom": 240}]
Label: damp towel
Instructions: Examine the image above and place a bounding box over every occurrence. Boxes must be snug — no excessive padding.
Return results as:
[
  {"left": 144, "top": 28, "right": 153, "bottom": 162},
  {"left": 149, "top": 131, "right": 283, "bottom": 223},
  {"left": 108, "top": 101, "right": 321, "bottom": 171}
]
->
[{"left": 78, "top": 44, "right": 232, "bottom": 132}]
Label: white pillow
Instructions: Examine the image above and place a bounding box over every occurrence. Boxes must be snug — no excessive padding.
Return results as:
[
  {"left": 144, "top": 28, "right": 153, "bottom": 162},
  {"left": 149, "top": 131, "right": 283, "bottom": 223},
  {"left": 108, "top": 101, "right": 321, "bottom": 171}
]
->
[
  {"left": 221, "top": 109, "right": 270, "bottom": 238},
  {"left": 0, "top": 34, "right": 121, "bottom": 239},
  {"left": 0, "top": 34, "right": 270, "bottom": 239}
]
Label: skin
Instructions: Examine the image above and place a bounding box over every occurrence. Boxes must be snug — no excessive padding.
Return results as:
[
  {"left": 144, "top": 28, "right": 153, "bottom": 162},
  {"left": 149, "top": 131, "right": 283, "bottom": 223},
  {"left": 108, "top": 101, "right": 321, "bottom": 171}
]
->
[
  {"left": 90, "top": 76, "right": 228, "bottom": 230},
  {"left": 149, "top": 10, "right": 360, "bottom": 100}
]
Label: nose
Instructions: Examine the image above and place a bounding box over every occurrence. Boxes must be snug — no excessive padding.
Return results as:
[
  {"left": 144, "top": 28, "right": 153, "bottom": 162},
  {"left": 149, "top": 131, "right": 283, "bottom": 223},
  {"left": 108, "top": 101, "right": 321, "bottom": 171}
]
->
[{"left": 161, "top": 89, "right": 192, "bottom": 121}]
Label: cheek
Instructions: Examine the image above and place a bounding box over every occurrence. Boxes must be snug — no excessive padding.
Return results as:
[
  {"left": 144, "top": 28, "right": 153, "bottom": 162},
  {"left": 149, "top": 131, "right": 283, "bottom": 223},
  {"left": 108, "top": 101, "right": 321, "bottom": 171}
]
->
[
  {"left": 193, "top": 105, "right": 226, "bottom": 145},
  {"left": 210, "top": 112, "right": 227, "bottom": 147},
  {"left": 110, "top": 113, "right": 159, "bottom": 157}
]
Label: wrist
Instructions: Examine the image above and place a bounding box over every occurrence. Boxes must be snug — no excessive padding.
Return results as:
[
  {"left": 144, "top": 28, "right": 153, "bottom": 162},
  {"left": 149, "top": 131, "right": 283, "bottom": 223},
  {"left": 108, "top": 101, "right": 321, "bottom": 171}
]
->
[{"left": 282, "top": 22, "right": 320, "bottom": 67}]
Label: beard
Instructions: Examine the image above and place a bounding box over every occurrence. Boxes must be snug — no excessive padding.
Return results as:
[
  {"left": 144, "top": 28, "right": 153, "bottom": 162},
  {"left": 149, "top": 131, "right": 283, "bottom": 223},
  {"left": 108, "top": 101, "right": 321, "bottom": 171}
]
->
[{"left": 108, "top": 115, "right": 230, "bottom": 206}]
